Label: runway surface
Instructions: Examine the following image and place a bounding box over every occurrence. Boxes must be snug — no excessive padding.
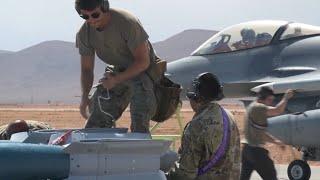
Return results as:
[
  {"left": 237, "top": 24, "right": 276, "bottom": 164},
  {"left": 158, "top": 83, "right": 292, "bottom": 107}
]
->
[{"left": 251, "top": 164, "right": 320, "bottom": 180}]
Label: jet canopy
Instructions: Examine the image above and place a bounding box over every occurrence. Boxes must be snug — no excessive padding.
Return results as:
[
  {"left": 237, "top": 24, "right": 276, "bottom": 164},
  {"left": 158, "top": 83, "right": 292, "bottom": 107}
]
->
[
  {"left": 192, "top": 20, "right": 320, "bottom": 56},
  {"left": 280, "top": 23, "right": 320, "bottom": 40}
]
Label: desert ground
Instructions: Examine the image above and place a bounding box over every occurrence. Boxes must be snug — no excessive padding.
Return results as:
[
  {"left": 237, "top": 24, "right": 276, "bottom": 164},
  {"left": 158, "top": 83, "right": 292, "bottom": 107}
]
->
[{"left": 0, "top": 101, "right": 316, "bottom": 165}]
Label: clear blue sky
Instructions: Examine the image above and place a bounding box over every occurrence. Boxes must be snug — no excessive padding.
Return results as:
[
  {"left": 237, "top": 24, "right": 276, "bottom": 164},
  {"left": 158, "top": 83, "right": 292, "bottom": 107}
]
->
[{"left": 1, "top": 0, "right": 319, "bottom": 51}]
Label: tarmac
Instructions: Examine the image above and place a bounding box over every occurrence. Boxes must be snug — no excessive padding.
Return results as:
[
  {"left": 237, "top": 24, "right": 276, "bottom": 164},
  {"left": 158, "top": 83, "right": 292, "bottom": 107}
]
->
[{"left": 251, "top": 164, "right": 320, "bottom": 180}]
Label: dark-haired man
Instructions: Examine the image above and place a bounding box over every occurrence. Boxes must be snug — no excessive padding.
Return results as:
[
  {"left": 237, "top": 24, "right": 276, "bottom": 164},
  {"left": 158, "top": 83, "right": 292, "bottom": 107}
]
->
[
  {"left": 240, "top": 87, "right": 294, "bottom": 180},
  {"left": 167, "top": 72, "right": 240, "bottom": 180},
  {"left": 75, "top": 0, "right": 163, "bottom": 132},
  {"left": 0, "top": 120, "right": 51, "bottom": 140},
  {"left": 232, "top": 28, "right": 256, "bottom": 50}
]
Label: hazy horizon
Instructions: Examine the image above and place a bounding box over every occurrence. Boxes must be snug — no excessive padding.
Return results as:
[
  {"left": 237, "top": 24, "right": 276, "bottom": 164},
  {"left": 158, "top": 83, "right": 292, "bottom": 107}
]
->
[{"left": 1, "top": 0, "right": 320, "bottom": 51}]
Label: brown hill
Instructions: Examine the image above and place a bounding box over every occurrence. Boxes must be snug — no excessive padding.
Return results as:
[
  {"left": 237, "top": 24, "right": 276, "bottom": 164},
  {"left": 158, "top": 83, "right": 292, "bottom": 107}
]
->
[
  {"left": 0, "top": 50, "right": 12, "bottom": 54},
  {"left": 0, "top": 29, "right": 217, "bottom": 103}
]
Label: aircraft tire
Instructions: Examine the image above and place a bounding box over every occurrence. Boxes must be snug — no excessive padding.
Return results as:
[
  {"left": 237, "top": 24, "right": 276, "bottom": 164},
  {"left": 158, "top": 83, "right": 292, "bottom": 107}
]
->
[{"left": 287, "top": 160, "right": 311, "bottom": 180}]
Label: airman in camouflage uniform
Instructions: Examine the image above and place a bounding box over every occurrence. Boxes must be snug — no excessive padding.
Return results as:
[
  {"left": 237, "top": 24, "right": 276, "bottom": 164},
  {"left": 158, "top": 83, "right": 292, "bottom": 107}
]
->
[
  {"left": 167, "top": 72, "right": 240, "bottom": 180},
  {"left": 0, "top": 120, "right": 51, "bottom": 140},
  {"left": 75, "top": 0, "right": 160, "bottom": 133}
]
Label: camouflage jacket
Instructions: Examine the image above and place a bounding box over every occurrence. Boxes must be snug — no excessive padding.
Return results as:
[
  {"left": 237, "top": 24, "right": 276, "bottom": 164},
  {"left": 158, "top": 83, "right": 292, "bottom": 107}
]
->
[
  {"left": 169, "top": 102, "right": 240, "bottom": 180},
  {"left": 0, "top": 120, "right": 51, "bottom": 140}
]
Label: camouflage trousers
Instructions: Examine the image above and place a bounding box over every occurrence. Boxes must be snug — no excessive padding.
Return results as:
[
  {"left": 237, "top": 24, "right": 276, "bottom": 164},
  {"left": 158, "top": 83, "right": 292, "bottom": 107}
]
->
[{"left": 85, "top": 73, "right": 157, "bottom": 133}]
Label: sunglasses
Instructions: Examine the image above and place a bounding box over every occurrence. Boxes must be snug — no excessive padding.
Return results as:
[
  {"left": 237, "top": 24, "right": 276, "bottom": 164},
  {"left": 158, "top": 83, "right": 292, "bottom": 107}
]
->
[{"left": 80, "top": 12, "right": 101, "bottom": 20}]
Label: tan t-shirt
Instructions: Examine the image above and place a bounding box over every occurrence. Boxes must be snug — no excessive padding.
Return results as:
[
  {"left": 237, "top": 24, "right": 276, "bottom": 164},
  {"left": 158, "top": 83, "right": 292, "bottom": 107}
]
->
[
  {"left": 243, "top": 101, "right": 270, "bottom": 147},
  {"left": 76, "top": 8, "right": 156, "bottom": 70}
]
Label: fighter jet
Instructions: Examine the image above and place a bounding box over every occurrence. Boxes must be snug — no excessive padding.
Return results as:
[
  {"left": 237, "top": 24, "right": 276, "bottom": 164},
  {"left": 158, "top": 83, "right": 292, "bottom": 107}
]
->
[{"left": 167, "top": 20, "right": 320, "bottom": 180}]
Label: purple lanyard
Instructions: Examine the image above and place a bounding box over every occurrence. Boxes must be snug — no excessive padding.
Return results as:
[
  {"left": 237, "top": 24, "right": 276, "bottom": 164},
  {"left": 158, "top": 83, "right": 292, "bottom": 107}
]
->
[{"left": 197, "top": 107, "right": 230, "bottom": 176}]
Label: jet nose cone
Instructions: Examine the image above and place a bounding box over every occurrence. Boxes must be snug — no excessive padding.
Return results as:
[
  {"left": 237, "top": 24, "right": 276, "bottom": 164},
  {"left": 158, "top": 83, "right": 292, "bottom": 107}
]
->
[
  {"left": 166, "top": 61, "right": 182, "bottom": 82},
  {"left": 166, "top": 56, "right": 209, "bottom": 95}
]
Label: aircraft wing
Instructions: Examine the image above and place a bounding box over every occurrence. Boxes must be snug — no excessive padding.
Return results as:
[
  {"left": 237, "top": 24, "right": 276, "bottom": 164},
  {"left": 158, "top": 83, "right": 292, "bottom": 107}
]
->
[
  {"left": 223, "top": 71, "right": 320, "bottom": 97},
  {"left": 250, "top": 72, "right": 320, "bottom": 94}
]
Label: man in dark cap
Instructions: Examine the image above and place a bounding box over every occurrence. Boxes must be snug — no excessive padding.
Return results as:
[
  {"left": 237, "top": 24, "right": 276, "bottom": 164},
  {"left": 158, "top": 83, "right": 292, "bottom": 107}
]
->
[
  {"left": 167, "top": 72, "right": 240, "bottom": 180},
  {"left": 240, "top": 87, "right": 294, "bottom": 180}
]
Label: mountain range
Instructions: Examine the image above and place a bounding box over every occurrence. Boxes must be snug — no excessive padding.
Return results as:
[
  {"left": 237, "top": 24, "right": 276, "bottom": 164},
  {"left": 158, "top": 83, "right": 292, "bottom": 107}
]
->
[{"left": 0, "top": 29, "right": 216, "bottom": 103}]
